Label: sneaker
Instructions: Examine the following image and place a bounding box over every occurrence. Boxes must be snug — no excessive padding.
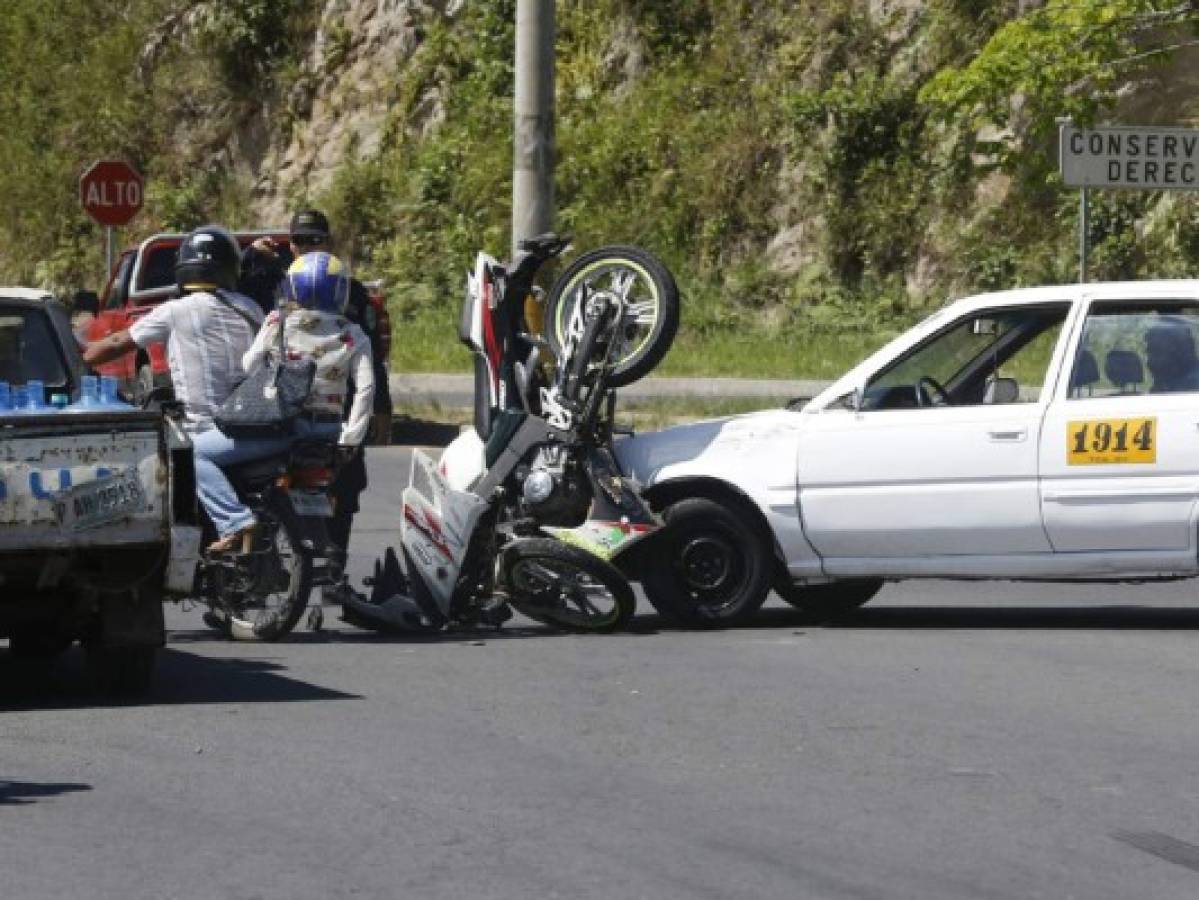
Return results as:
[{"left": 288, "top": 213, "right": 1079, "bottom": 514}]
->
[{"left": 323, "top": 580, "right": 368, "bottom": 607}]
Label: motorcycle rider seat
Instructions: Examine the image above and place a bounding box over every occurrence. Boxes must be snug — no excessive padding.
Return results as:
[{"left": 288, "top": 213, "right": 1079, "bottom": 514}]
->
[
  {"left": 226, "top": 455, "right": 289, "bottom": 492},
  {"left": 225, "top": 438, "right": 337, "bottom": 492}
]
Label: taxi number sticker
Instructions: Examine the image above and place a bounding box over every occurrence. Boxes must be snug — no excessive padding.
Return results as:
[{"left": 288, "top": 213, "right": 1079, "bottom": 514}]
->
[{"left": 1067, "top": 417, "right": 1156, "bottom": 465}]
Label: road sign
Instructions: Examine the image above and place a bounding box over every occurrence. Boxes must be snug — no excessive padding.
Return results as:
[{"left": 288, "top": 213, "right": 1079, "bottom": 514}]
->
[
  {"left": 79, "top": 160, "right": 144, "bottom": 227},
  {"left": 1060, "top": 125, "right": 1199, "bottom": 190}
]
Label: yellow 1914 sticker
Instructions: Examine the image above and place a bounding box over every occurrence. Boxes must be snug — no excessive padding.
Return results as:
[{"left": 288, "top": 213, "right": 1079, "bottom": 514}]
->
[{"left": 1067, "top": 417, "right": 1157, "bottom": 465}]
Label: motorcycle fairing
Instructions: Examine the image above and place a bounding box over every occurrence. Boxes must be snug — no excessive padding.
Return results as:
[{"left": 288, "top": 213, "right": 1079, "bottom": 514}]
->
[
  {"left": 400, "top": 449, "right": 489, "bottom": 617},
  {"left": 541, "top": 519, "right": 657, "bottom": 561},
  {"left": 542, "top": 446, "right": 662, "bottom": 562}
]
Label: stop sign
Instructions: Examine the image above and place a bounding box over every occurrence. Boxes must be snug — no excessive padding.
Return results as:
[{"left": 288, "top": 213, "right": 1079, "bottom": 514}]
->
[{"left": 79, "top": 160, "right": 144, "bottom": 227}]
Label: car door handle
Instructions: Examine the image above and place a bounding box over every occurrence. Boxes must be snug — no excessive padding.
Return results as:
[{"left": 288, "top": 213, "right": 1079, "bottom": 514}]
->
[{"left": 987, "top": 429, "right": 1027, "bottom": 442}]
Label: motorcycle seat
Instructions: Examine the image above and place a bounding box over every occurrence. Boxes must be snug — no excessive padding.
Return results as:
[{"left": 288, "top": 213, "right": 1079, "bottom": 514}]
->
[
  {"left": 225, "top": 439, "right": 338, "bottom": 491},
  {"left": 226, "top": 455, "right": 289, "bottom": 491}
]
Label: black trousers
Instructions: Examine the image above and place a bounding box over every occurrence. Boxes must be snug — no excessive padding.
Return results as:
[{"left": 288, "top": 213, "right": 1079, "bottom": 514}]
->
[{"left": 330, "top": 447, "right": 367, "bottom": 554}]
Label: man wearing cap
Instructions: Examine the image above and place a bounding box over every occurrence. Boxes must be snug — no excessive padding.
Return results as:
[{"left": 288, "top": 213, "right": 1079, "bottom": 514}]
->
[{"left": 239, "top": 210, "right": 393, "bottom": 583}]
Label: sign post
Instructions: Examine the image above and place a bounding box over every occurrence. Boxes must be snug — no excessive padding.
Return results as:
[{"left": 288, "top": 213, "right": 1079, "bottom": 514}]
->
[
  {"left": 79, "top": 160, "right": 145, "bottom": 275},
  {"left": 1060, "top": 123, "right": 1199, "bottom": 282}
]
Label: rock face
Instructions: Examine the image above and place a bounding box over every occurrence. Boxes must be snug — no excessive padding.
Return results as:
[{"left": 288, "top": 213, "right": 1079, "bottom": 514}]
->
[{"left": 246, "top": 0, "right": 455, "bottom": 224}]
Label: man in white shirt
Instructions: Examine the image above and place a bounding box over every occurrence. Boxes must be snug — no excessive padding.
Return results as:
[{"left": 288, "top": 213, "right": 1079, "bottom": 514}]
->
[{"left": 83, "top": 226, "right": 262, "bottom": 433}]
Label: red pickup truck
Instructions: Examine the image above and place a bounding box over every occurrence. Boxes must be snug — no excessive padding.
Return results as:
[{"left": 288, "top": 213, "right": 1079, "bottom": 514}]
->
[{"left": 86, "top": 231, "right": 391, "bottom": 403}]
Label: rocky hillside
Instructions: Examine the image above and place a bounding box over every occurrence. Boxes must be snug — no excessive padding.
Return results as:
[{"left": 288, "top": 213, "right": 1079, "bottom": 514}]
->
[{"left": 3, "top": 1, "right": 1198, "bottom": 373}]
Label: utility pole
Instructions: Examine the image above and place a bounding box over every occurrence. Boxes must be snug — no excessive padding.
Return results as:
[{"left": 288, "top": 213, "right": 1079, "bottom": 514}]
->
[{"left": 512, "top": 0, "right": 555, "bottom": 257}]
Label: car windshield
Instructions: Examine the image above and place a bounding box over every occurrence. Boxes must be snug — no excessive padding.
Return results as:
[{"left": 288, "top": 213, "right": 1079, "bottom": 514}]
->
[{"left": 0, "top": 307, "right": 68, "bottom": 387}]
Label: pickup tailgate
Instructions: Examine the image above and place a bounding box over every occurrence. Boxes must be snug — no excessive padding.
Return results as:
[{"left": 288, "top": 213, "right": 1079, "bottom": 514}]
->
[{"left": 0, "top": 410, "right": 167, "bottom": 551}]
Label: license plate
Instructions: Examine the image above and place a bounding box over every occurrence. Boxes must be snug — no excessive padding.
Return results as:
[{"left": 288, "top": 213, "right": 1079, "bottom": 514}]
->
[
  {"left": 1067, "top": 417, "right": 1157, "bottom": 465},
  {"left": 55, "top": 470, "right": 147, "bottom": 531},
  {"left": 289, "top": 490, "right": 333, "bottom": 517}
]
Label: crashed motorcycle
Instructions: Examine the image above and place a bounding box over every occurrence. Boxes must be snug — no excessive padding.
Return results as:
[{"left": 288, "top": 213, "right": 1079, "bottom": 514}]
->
[
  {"left": 341, "top": 233, "right": 680, "bottom": 634},
  {"left": 193, "top": 437, "right": 343, "bottom": 641}
]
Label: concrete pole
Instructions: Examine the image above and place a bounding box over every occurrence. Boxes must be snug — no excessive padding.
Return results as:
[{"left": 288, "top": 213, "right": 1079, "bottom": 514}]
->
[
  {"left": 512, "top": 0, "right": 555, "bottom": 257},
  {"left": 1079, "top": 187, "right": 1089, "bottom": 284}
]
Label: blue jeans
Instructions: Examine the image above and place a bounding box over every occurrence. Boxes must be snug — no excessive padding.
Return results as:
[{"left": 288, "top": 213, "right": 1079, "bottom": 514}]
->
[{"left": 193, "top": 420, "right": 341, "bottom": 538}]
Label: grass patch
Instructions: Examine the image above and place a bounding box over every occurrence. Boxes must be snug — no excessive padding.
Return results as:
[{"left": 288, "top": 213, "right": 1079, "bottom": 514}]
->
[{"left": 390, "top": 307, "right": 901, "bottom": 379}]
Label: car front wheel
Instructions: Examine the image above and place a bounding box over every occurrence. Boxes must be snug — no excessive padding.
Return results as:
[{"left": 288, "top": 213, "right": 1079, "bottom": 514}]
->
[{"left": 641, "top": 497, "right": 773, "bottom": 628}]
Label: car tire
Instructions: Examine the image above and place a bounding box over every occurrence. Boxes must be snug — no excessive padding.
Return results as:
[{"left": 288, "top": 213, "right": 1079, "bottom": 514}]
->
[
  {"left": 774, "top": 578, "right": 883, "bottom": 621},
  {"left": 641, "top": 497, "right": 773, "bottom": 628}
]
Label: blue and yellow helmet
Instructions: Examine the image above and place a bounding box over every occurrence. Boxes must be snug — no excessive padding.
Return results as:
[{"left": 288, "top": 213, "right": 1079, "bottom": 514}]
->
[{"left": 279, "top": 252, "right": 350, "bottom": 314}]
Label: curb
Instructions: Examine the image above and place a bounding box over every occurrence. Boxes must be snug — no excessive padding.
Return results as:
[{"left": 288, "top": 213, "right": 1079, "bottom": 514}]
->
[{"left": 389, "top": 373, "right": 832, "bottom": 410}]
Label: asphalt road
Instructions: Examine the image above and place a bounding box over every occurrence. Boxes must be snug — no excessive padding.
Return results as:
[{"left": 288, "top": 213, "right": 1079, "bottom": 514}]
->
[{"left": 5, "top": 448, "right": 1199, "bottom": 899}]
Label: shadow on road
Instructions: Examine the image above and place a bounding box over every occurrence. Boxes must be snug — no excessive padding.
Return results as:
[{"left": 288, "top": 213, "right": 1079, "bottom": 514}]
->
[
  {"left": 323, "top": 618, "right": 663, "bottom": 643},
  {"left": 751, "top": 604, "right": 1199, "bottom": 631},
  {"left": 0, "top": 646, "right": 360, "bottom": 710},
  {"left": 0, "top": 779, "right": 92, "bottom": 806}
]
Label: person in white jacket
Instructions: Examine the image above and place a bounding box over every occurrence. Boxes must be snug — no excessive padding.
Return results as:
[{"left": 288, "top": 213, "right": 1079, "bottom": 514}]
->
[{"left": 193, "top": 252, "right": 374, "bottom": 552}]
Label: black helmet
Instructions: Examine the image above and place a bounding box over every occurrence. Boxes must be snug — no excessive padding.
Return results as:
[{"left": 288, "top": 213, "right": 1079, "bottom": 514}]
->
[{"left": 175, "top": 225, "right": 240, "bottom": 292}]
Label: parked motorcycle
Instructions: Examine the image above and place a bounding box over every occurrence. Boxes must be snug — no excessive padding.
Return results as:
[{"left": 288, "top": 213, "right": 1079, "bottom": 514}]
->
[
  {"left": 341, "top": 233, "right": 680, "bottom": 634},
  {"left": 195, "top": 438, "right": 343, "bottom": 641}
]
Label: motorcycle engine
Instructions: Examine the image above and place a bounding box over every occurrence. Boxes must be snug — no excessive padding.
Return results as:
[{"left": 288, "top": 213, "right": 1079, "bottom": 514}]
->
[{"left": 517, "top": 447, "right": 591, "bottom": 525}]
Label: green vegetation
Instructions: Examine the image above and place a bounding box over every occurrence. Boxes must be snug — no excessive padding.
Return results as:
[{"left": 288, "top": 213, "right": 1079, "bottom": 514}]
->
[{"left": 3, "top": 1, "right": 1199, "bottom": 377}]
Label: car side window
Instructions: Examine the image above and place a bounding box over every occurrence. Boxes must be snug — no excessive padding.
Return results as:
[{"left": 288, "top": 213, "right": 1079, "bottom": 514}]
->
[
  {"left": 1069, "top": 301, "right": 1199, "bottom": 398},
  {"left": 863, "top": 304, "right": 1069, "bottom": 410}
]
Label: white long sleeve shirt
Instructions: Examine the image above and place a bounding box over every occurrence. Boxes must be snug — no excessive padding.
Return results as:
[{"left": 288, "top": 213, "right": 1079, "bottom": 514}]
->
[
  {"left": 242, "top": 308, "right": 375, "bottom": 446},
  {"left": 130, "top": 289, "right": 263, "bottom": 433}
]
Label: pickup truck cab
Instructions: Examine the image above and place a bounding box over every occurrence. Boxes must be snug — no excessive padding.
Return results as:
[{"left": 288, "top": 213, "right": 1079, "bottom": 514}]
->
[
  {"left": 1, "top": 287, "right": 194, "bottom": 691},
  {"left": 616, "top": 280, "right": 1199, "bottom": 626},
  {"left": 88, "top": 231, "right": 392, "bottom": 403},
  {"left": 87, "top": 231, "right": 286, "bottom": 402}
]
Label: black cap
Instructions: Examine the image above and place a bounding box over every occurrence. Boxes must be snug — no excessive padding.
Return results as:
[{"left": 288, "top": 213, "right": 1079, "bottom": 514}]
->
[{"left": 289, "top": 209, "right": 330, "bottom": 239}]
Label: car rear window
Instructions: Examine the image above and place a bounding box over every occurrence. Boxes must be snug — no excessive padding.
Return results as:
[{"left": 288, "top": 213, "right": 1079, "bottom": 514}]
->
[
  {"left": 137, "top": 244, "right": 180, "bottom": 292},
  {"left": 0, "top": 308, "right": 68, "bottom": 386}
]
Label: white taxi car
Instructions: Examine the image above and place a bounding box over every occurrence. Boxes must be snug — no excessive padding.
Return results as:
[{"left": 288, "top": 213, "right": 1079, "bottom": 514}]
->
[{"left": 617, "top": 280, "right": 1199, "bottom": 626}]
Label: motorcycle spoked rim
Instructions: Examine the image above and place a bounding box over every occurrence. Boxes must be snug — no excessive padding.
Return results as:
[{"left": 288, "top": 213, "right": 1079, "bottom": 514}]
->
[{"left": 550, "top": 258, "right": 661, "bottom": 372}]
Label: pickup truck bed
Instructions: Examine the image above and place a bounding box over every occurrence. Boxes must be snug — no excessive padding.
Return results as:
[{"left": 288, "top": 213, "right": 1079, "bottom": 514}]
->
[{"left": 0, "top": 289, "right": 179, "bottom": 693}]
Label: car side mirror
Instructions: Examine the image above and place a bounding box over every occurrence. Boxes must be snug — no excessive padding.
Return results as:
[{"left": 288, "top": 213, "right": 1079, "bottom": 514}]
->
[
  {"left": 987, "top": 376, "right": 1019, "bottom": 404},
  {"left": 826, "top": 387, "right": 863, "bottom": 411}
]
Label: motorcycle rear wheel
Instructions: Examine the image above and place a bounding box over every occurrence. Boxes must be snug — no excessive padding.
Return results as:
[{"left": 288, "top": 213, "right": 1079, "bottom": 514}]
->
[
  {"left": 543, "top": 245, "right": 679, "bottom": 388},
  {"left": 224, "top": 514, "right": 313, "bottom": 642},
  {"left": 502, "top": 538, "right": 635, "bottom": 633}
]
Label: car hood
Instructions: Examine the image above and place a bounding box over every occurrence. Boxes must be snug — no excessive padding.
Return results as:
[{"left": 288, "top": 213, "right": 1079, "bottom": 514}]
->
[{"left": 614, "top": 408, "right": 803, "bottom": 486}]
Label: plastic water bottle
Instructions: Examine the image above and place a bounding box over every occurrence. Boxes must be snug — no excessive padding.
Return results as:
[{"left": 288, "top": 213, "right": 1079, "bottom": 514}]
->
[
  {"left": 99, "top": 375, "right": 133, "bottom": 409},
  {"left": 79, "top": 374, "right": 100, "bottom": 407},
  {"left": 0, "top": 381, "right": 11, "bottom": 412},
  {"left": 26, "top": 380, "right": 45, "bottom": 410},
  {"left": 11, "top": 384, "right": 29, "bottom": 413}
]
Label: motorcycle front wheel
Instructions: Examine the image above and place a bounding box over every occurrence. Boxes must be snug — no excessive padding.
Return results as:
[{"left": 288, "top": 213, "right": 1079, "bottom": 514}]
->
[
  {"left": 502, "top": 538, "right": 635, "bottom": 633},
  {"left": 543, "top": 245, "right": 680, "bottom": 388}
]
